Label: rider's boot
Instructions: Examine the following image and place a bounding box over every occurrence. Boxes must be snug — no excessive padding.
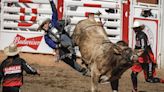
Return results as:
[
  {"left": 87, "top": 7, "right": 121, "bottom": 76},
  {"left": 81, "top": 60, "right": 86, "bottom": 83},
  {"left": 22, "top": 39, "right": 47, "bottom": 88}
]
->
[{"left": 80, "top": 68, "right": 91, "bottom": 77}]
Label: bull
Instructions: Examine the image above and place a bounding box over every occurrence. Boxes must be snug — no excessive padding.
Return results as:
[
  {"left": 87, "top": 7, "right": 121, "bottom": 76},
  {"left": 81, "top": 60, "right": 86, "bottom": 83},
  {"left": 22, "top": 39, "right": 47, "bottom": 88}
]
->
[{"left": 72, "top": 15, "right": 140, "bottom": 92}]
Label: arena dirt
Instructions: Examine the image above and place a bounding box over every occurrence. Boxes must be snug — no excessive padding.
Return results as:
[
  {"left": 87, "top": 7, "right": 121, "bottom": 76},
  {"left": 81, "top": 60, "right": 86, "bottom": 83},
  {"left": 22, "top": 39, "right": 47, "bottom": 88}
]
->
[{"left": 0, "top": 51, "right": 164, "bottom": 92}]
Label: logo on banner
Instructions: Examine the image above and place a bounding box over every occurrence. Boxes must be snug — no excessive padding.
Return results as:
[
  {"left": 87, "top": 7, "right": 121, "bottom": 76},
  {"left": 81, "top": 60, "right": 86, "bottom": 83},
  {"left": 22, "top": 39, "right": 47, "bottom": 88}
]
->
[{"left": 13, "top": 34, "right": 43, "bottom": 50}]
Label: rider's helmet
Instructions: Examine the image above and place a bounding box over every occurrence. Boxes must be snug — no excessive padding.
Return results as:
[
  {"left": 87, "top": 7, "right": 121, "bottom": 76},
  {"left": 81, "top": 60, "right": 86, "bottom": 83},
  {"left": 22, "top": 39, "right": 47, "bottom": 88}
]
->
[{"left": 37, "top": 18, "right": 51, "bottom": 31}]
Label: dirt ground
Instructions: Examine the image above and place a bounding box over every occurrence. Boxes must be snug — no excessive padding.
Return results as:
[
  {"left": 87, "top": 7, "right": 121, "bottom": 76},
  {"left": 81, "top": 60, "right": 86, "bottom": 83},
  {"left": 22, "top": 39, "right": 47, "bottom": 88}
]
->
[{"left": 0, "top": 51, "right": 164, "bottom": 92}]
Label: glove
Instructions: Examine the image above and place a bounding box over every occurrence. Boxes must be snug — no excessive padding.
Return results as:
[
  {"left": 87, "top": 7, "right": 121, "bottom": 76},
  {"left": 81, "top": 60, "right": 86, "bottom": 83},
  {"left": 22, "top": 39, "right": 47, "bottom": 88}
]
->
[
  {"left": 136, "top": 49, "right": 144, "bottom": 56},
  {"left": 36, "top": 70, "right": 40, "bottom": 76},
  {"left": 66, "top": 53, "right": 72, "bottom": 59}
]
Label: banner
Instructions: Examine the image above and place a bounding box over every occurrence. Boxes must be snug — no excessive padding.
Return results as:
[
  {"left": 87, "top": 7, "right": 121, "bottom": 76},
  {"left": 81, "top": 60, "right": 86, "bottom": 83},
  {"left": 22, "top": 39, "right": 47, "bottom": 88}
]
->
[{"left": 0, "top": 31, "right": 54, "bottom": 54}]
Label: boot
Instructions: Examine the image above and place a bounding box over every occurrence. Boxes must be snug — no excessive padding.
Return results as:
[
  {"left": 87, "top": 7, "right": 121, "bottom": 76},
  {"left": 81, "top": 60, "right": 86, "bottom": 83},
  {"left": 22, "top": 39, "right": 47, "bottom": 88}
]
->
[
  {"left": 146, "top": 78, "right": 154, "bottom": 83},
  {"left": 146, "top": 77, "right": 160, "bottom": 83},
  {"left": 80, "top": 68, "right": 91, "bottom": 77}
]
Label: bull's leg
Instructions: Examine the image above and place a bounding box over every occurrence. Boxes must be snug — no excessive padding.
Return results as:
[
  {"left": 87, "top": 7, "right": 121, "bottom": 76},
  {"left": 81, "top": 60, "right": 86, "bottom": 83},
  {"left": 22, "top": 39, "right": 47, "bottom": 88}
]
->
[
  {"left": 110, "top": 79, "right": 119, "bottom": 92},
  {"left": 91, "top": 72, "right": 99, "bottom": 92},
  {"left": 91, "top": 63, "right": 100, "bottom": 92}
]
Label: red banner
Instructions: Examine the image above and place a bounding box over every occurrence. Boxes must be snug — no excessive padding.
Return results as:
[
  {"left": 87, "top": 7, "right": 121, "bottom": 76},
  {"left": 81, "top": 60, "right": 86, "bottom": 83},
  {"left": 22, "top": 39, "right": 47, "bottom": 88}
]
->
[
  {"left": 57, "top": 0, "right": 64, "bottom": 20},
  {"left": 13, "top": 34, "right": 43, "bottom": 50}
]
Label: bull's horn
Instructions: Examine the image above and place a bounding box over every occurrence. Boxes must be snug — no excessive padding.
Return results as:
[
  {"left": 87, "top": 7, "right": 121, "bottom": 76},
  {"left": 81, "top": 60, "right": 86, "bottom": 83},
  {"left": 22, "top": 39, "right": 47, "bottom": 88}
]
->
[
  {"left": 113, "top": 45, "right": 125, "bottom": 54},
  {"left": 135, "top": 49, "right": 144, "bottom": 56}
]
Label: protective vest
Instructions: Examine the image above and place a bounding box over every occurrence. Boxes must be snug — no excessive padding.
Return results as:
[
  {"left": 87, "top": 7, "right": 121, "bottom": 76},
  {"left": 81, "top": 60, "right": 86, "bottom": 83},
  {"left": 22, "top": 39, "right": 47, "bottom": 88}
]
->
[
  {"left": 47, "top": 23, "right": 61, "bottom": 43},
  {"left": 135, "top": 31, "right": 149, "bottom": 50}
]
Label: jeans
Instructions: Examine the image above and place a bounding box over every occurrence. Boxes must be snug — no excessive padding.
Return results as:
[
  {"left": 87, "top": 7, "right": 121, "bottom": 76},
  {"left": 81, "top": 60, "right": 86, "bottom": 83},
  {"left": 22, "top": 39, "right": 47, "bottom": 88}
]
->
[
  {"left": 59, "top": 34, "right": 88, "bottom": 75},
  {"left": 59, "top": 46, "right": 86, "bottom": 75}
]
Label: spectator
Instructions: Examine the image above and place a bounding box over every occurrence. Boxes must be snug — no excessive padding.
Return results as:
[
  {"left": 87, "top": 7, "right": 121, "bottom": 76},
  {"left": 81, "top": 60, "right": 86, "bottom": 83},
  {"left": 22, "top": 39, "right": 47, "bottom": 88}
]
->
[
  {"left": 131, "top": 21, "right": 164, "bottom": 92},
  {"left": 0, "top": 43, "right": 40, "bottom": 92},
  {"left": 37, "top": 0, "right": 89, "bottom": 76}
]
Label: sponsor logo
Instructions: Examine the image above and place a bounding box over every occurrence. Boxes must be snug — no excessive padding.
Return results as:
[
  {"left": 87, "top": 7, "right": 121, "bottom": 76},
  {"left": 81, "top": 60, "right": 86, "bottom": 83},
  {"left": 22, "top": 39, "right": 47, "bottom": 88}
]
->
[
  {"left": 13, "top": 34, "right": 43, "bottom": 50},
  {"left": 4, "top": 65, "right": 21, "bottom": 75}
]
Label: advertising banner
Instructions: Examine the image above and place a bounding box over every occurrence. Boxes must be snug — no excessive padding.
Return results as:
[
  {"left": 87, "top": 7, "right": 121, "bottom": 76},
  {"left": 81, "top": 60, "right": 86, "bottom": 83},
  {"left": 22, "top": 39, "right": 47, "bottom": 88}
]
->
[{"left": 0, "top": 31, "right": 54, "bottom": 54}]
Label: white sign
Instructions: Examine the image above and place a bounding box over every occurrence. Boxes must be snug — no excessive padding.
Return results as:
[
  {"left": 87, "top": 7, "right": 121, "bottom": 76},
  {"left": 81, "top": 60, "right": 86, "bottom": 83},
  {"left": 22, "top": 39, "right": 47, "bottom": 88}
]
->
[{"left": 0, "top": 31, "right": 54, "bottom": 54}]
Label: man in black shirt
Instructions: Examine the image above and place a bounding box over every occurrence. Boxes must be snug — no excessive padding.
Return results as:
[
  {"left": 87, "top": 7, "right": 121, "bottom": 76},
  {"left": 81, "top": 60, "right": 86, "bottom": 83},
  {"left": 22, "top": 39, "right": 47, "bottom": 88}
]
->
[
  {"left": 131, "top": 21, "right": 164, "bottom": 92},
  {"left": 0, "top": 43, "right": 40, "bottom": 92}
]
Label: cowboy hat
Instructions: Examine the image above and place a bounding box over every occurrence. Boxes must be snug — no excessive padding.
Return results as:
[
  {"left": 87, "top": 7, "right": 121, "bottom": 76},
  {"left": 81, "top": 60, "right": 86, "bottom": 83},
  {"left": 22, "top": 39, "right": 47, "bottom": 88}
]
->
[
  {"left": 37, "top": 18, "right": 51, "bottom": 31},
  {"left": 132, "top": 21, "right": 145, "bottom": 30},
  {"left": 4, "top": 43, "right": 21, "bottom": 56}
]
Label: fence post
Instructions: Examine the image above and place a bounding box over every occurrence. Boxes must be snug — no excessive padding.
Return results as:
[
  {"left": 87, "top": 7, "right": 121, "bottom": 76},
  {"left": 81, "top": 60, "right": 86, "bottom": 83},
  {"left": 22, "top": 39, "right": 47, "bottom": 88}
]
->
[{"left": 57, "top": 0, "right": 64, "bottom": 20}]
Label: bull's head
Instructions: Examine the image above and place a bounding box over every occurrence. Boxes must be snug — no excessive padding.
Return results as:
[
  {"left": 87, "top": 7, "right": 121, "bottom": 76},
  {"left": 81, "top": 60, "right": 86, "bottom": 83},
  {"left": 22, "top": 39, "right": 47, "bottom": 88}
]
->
[
  {"left": 113, "top": 41, "right": 139, "bottom": 62},
  {"left": 99, "top": 41, "right": 140, "bottom": 83}
]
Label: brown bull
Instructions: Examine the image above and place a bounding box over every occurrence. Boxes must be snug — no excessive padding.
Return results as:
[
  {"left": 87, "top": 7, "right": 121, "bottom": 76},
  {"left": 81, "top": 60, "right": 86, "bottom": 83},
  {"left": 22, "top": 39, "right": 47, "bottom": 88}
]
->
[{"left": 72, "top": 15, "right": 139, "bottom": 92}]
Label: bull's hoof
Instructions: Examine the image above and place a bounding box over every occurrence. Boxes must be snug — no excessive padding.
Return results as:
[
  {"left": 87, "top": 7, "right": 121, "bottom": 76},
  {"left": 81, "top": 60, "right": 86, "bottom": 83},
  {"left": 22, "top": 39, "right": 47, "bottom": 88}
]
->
[
  {"left": 99, "top": 75, "right": 110, "bottom": 84},
  {"left": 100, "top": 81, "right": 110, "bottom": 84}
]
